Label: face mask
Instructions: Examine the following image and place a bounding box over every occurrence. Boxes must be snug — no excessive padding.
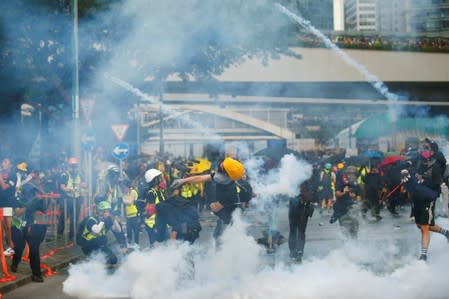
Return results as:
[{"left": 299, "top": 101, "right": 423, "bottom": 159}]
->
[{"left": 158, "top": 181, "right": 167, "bottom": 189}]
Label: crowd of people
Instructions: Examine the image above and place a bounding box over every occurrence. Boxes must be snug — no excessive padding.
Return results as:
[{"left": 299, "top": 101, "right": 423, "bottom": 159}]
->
[
  {"left": 0, "top": 151, "right": 252, "bottom": 282},
  {"left": 1, "top": 136, "right": 449, "bottom": 282},
  {"left": 296, "top": 33, "right": 449, "bottom": 53},
  {"left": 304, "top": 137, "right": 449, "bottom": 262}
]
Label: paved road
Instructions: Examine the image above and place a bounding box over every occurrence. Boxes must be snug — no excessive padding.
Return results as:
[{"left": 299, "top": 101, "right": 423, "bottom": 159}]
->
[{"left": 6, "top": 204, "right": 444, "bottom": 299}]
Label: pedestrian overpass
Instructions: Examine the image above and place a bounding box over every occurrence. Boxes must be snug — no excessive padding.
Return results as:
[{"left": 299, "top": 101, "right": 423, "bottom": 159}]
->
[{"left": 139, "top": 47, "right": 449, "bottom": 156}]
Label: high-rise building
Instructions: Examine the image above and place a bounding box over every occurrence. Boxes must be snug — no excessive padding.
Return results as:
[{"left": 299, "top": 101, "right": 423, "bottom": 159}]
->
[
  {"left": 295, "top": 0, "right": 334, "bottom": 31},
  {"left": 345, "top": 0, "right": 377, "bottom": 31},
  {"left": 406, "top": 0, "right": 449, "bottom": 35},
  {"left": 376, "top": 0, "right": 408, "bottom": 33},
  {"left": 333, "top": 0, "right": 345, "bottom": 31}
]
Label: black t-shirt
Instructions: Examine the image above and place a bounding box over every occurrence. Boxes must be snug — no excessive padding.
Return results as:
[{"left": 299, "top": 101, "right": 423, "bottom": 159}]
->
[
  {"left": 0, "top": 170, "right": 17, "bottom": 208},
  {"left": 212, "top": 172, "right": 238, "bottom": 208}
]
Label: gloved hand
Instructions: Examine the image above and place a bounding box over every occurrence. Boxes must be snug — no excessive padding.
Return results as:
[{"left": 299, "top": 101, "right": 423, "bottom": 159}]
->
[
  {"left": 400, "top": 169, "right": 410, "bottom": 183},
  {"left": 318, "top": 186, "right": 323, "bottom": 191},
  {"left": 170, "top": 179, "right": 184, "bottom": 189},
  {"left": 91, "top": 221, "right": 105, "bottom": 234}
]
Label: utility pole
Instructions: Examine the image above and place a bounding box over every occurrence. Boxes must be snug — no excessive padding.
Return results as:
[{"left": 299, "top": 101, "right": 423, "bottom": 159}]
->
[
  {"left": 71, "top": 0, "right": 80, "bottom": 160},
  {"left": 71, "top": 0, "right": 80, "bottom": 241}
]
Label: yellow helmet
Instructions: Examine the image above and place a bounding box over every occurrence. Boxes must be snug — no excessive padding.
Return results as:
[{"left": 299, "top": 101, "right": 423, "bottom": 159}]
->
[
  {"left": 17, "top": 162, "right": 28, "bottom": 172},
  {"left": 222, "top": 157, "right": 245, "bottom": 181},
  {"left": 337, "top": 162, "right": 345, "bottom": 170}
]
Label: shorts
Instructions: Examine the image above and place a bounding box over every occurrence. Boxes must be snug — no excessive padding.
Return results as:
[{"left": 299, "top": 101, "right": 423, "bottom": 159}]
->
[
  {"left": 321, "top": 189, "right": 333, "bottom": 200},
  {"left": 412, "top": 200, "right": 435, "bottom": 226},
  {"left": 2, "top": 207, "right": 12, "bottom": 217}
]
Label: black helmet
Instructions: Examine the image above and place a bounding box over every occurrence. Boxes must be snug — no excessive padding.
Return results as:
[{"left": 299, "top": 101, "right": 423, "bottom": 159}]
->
[{"left": 107, "top": 165, "right": 120, "bottom": 178}]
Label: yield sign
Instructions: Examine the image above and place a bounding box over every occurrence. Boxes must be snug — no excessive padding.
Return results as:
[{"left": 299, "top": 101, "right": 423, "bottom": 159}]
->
[{"left": 111, "top": 124, "right": 129, "bottom": 141}]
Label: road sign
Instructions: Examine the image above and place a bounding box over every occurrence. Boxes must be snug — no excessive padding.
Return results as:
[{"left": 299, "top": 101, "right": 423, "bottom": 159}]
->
[
  {"left": 81, "top": 128, "right": 96, "bottom": 151},
  {"left": 111, "top": 124, "right": 129, "bottom": 141},
  {"left": 112, "top": 143, "right": 129, "bottom": 160}
]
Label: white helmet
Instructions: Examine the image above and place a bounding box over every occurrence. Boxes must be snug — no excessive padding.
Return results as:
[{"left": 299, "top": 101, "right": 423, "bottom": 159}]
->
[{"left": 145, "top": 169, "right": 162, "bottom": 183}]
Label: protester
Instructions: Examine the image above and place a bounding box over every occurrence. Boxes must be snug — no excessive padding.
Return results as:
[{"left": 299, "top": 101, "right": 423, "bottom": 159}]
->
[
  {"left": 402, "top": 139, "right": 449, "bottom": 261},
  {"left": 171, "top": 157, "right": 245, "bottom": 239},
  {"left": 77, "top": 201, "right": 126, "bottom": 265},
  {"left": 0, "top": 157, "right": 17, "bottom": 257},
  {"left": 288, "top": 178, "right": 314, "bottom": 263}
]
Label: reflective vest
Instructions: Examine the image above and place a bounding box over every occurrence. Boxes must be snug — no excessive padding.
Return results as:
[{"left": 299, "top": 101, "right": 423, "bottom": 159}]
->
[
  {"left": 181, "top": 184, "right": 193, "bottom": 199},
  {"left": 81, "top": 217, "right": 106, "bottom": 241},
  {"left": 124, "top": 189, "right": 138, "bottom": 218},
  {"left": 34, "top": 211, "right": 51, "bottom": 225},
  {"left": 191, "top": 183, "right": 200, "bottom": 196},
  {"left": 144, "top": 189, "right": 165, "bottom": 228},
  {"left": 106, "top": 182, "right": 121, "bottom": 212},
  {"left": 67, "top": 172, "right": 82, "bottom": 198},
  {"left": 12, "top": 215, "right": 24, "bottom": 230}
]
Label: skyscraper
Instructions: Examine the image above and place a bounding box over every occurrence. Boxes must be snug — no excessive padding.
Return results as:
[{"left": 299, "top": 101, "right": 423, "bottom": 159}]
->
[
  {"left": 333, "top": 0, "right": 345, "bottom": 31},
  {"left": 377, "top": 0, "right": 408, "bottom": 33},
  {"left": 345, "top": 0, "right": 377, "bottom": 31},
  {"left": 295, "top": 0, "right": 334, "bottom": 31},
  {"left": 406, "top": 0, "right": 449, "bottom": 35}
]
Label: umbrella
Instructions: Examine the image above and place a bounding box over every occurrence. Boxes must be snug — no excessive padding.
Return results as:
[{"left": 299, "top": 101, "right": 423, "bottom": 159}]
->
[
  {"left": 379, "top": 155, "right": 405, "bottom": 168},
  {"left": 362, "top": 150, "right": 384, "bottom": 159}
]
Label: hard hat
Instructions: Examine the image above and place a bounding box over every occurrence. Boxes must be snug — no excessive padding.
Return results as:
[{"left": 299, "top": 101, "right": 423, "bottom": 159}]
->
[
  {"left": 145, "top": 168, "right": 162, "bottom": 183},
  {"left": 17, "top": 162, "right": 28, "bottom": 172},
  {"left": 222, "top": 157, "right": 245, "bottom": 181},
  {"left": 96, "top": 201, "right": 111, "bottom": 212},
  {"left": 337, "top": 162, "right": 345, "bottom": 170},
  {"left": 68, "top": 157, "right": 78, "bottom": 165},
  {"left": 325, "top": 163, "right": 332, "bottom": 170}
]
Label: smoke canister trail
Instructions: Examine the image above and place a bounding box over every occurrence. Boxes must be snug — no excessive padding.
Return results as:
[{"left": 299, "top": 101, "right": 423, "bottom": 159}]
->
[
  {"left": 105, "top": 73, "right": 220, "bottom": 140},
  {"left": 275, "top": 3, "right": 404, "bottom": 121}
]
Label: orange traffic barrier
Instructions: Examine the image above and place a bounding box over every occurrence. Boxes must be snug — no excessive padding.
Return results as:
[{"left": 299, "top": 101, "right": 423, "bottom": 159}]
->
[{"left": 0, "top": 208, "right": 16, "bottom": 282}]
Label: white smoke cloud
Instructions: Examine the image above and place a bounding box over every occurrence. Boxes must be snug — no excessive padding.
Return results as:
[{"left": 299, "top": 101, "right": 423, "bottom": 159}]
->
[
  {"left": 64, "top": 216, "right": 449, "bottom": 299},
  {"left": 246, "top": 154, "right": 313, "bottom": 201}
]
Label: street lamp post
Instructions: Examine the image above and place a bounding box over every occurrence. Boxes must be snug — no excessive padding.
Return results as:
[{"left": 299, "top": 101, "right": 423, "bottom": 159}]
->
[{"left": 71, "top": 0, "right": 80, "bottom": 241}]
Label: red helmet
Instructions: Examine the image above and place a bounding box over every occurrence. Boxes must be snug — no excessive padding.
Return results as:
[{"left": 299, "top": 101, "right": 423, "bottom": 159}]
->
[{"left": 68, "top": 157, "right": 79, "bottom": 165}]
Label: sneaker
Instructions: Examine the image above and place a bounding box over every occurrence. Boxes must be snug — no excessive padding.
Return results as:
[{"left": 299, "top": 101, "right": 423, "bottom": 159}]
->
[
  {"left": 419, "top": 254, "right": 427, "bottom": 262},
  {"left": 3, "top": 247, "right": 15, "bottom": 257},
  {"left": 31, "top": 275, "right": 44, "bottom": 283}
]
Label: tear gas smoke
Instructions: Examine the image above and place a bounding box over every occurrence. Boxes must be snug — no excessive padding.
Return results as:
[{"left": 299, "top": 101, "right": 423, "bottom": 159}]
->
[
  {"left": 105, "top": 74, "right": 221, "bottom": 141},
  {"left": 275, "top": 3, "right": 405, "bottom": 122},
  {"left": 246, "top": 154, "right": 313, "bottom": 204},
  {"left": 64, "top": 216, "right": 449, "bottom": 299}
]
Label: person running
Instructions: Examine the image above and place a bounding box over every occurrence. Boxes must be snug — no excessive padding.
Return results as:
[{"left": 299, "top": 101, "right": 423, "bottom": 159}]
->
[
  {"left": 318, "top": 163, "right": 335, "bottom": 214},
  {"left": 288, "top": 178, "right": 314, "bottom": 263},
  {"left": 402, "top": 140, "right": 449, "bottom": 261},
  {"left": 330, "top": 167, "right": 359, "bottom": 239},
  {"left": 171, "top": 157, "right": 245, "bottom": 240}
]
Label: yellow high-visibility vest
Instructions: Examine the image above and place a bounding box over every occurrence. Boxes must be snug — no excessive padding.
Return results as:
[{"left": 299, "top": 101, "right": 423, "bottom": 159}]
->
[
  {"left": 124, "top": 189, "right": 138, "bottom": 218},
  {"left": 81, "top": 217, "right": 106, "bottom": 241},
  {"left": 144, "top": 189, "right": 165, "bottom": 228}
]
